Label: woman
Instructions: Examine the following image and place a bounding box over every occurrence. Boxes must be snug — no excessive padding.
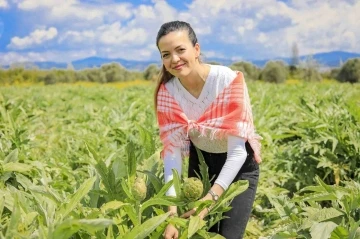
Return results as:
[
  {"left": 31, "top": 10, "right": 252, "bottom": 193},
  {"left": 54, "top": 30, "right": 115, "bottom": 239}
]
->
[{"left": 155, "top": 21, "right": 261, "bottom": 239}]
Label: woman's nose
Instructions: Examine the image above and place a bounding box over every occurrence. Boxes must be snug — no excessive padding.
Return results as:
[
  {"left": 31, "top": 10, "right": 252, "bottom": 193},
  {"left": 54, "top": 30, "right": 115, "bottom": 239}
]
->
[{"left": 171, "top": 54, "right": 180, "bottom": 63}]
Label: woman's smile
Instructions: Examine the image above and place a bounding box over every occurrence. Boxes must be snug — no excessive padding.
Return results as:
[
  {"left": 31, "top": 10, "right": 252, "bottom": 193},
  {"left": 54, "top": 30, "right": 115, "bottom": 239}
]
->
[{"left": 173, "top": 63, "right": 186, "bottom": 70}]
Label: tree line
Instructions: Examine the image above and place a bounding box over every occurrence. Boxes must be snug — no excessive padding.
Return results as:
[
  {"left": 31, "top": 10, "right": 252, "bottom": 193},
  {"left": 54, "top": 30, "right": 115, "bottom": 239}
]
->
[{"left": 0, "top": 58, "right": 359, "bottom": 85}]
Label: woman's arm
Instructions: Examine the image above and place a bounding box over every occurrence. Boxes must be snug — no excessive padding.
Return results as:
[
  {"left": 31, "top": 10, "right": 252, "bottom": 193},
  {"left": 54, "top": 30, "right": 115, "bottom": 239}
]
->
[
  {"left": 164, "top": 147, "right": 182, "bottom": 215},
  {"left": 205, "top": 135, "right": 247, "bottom": 200},
  {"left": 164, "top": 147, "right": 182, "bottom": 196}
]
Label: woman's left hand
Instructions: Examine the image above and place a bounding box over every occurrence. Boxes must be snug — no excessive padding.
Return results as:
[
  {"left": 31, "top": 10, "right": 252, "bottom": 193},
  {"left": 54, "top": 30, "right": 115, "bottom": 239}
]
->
[
  {"left": 180, "top": 206, "right": 210, "bottom": 219},
  {"left": 181, "top": 185, "right": 223, "bottom": 219},
  {"left": 180, "top": 195, "right": 212, "bottom": 219}
]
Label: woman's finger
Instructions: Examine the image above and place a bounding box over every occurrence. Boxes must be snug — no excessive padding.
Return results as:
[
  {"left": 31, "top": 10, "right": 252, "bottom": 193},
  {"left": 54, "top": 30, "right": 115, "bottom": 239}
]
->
[
  {"left": 180, "top": 208, "right": 196, "bottom": 218},
  {"left": 198, "top": 208, "right": 206, "bottom": 219}
]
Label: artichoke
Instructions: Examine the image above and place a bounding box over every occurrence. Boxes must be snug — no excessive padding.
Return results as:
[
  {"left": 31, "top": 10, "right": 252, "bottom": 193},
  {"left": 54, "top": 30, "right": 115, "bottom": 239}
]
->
[
  {"left": 131, "top": 177, "right": 147, "bottom": 201},
  {"left": 182, "top": 177, "right": 204, "bottom": 201}
]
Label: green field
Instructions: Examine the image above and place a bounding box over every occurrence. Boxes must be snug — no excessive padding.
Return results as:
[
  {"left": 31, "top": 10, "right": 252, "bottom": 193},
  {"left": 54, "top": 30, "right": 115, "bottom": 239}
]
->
[{"left": 0, "top": 82, "right": 359, "bottom": 238}]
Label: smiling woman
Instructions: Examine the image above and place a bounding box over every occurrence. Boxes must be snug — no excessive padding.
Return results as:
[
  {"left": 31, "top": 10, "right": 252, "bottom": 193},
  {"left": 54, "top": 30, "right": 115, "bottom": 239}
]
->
[{"left": 154, "top": 21, "right": 261, "bottom": 239}]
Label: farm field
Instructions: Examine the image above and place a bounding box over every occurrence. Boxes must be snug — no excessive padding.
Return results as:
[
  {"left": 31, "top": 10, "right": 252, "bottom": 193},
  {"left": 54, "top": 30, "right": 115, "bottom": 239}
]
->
[{"left": 0, "top": 81, "right": 359, "bottom": 239}]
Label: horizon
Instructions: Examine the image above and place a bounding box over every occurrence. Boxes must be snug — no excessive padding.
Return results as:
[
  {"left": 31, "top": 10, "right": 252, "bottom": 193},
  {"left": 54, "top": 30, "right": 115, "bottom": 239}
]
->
[{"left": 0, "top": 0, "right": 359, "bottom": 66}]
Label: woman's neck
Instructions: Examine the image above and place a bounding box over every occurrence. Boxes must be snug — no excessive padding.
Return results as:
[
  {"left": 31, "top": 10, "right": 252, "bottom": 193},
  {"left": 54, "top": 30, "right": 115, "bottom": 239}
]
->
[{"left": 178, "top": 64, "right": 210, "bottom": 97}]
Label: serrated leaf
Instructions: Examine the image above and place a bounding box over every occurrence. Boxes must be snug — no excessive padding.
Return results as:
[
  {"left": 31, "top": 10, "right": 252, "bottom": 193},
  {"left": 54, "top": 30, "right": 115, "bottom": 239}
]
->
[
  {"left": 212, "top": 180, "right": 248, "bottom": 212},
  {"left": 300, "top": 207, "right": 344, "bottom": 230},
  {"left": 138, "top": 170, "right": 162, "bottom": 192},
  {"left": 188, "top": 216, "right": 205, "bottom": 238},
  {"left": 78, "top": 218, "right": 114, "bottom": 234},
  {"left": 126, "top": 141, "right": 136, "bottom": 182},
  {"left": 172, "top": 168, "right": 182, "bottom": 198},
  {"left": 85, "top": 142, "right": 100, "bottom": 162},
  {"left": 100, "top": 200, "right": 129, "bottom": 213},
  {"left": 120, "top": 179, "right": 135, "bottom": 201},
  {"left": 330, "top": 225, "right": 348, "bottom": 239},
  {"left": 3, "top": 162, "right": 32, "bottom": 173},
  {"left": 140, "top": 197, "right": 185, "bottom": 213},
  {"left": 121, "top": 211, "right": 171, "bottom": 239},
  {"left": 58, "top": 177, "right": 96, "bottom": 218},
  {"left": 4, "top": 149, "right": 18, "bottom": 163},
  {"left": 5, "top": 195, "right": 20, "bottom": 239},
  {"left": 310, "top": 221, "right": 338, "bottom": 239},
  {"left": 156, "top": 179, "right": 174, "bottom": 197},
  {"left": 195, "top": 147, "right": 211, "bottom": 195}
]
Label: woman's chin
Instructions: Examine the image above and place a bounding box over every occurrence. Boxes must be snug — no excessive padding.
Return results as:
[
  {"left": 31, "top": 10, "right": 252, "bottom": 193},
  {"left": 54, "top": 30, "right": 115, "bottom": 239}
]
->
[{"left": 173, "top": 69, "right": 190, "bottom": 79}]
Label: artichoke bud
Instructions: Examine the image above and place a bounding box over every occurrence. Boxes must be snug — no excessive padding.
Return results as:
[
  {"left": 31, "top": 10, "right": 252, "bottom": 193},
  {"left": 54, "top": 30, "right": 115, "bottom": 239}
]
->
[
  {"left": 131, "top": 177, "right": 147, "bottom": 201},
  {"left": 182, "top": 177, "right": 204, "bottom": 201}
]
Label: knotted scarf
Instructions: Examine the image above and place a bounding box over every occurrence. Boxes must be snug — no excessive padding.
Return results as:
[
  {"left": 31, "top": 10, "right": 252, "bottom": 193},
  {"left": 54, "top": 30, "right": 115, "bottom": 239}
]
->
[{"left": 157, "top": 72, "right": 262, "bottom": 163}]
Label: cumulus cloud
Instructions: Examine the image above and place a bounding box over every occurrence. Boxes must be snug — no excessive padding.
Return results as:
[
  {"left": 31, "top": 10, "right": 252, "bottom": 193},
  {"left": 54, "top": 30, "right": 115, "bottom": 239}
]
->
[
  {"left": 59, "top": 22, "right": 147, "bottom": 47},
  {"left": 16, "top": 0, "right": 132, "bottom": 24},
  {"left": 17, "top": 0, "right": 74, "bottom": 10},
  {"left": 0, "top": 49, "right": 97, "bottom": 65},
  {"left": 0, "top": 0, "right": 8, "bottom": 8},
  {"left": 185, "top": 0, "right": 360, "bottom": 58},
  {"left": 2, "top": 0, "right": 360, "bottom": 65},
  {"left": 7, "top": 27, "right": 58, "bottom": 50}
]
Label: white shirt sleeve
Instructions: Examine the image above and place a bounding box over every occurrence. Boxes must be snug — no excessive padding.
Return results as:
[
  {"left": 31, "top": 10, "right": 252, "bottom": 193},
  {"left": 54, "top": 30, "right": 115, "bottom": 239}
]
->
[
  {"left": 214, "top": 135, "right": 247, "bottom": 190},
  {"left": 163, "top": 147, "right": 182, "bottom": 196}
]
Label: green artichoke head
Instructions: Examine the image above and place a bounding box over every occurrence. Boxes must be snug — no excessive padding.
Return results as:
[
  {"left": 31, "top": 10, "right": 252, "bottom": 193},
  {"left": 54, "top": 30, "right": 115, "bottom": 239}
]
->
[
  {"left": 182, "top": 177, "right": 204, "bottom": 201},
  {"left": 131, "top": 177, "right": 147, "bottom": 201}
]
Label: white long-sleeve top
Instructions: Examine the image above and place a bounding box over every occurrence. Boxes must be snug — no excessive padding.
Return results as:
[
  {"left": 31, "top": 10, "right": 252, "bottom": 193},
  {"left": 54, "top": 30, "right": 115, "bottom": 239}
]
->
[{"left": 163, "top": 65, "right": 248, "bottom": 196}]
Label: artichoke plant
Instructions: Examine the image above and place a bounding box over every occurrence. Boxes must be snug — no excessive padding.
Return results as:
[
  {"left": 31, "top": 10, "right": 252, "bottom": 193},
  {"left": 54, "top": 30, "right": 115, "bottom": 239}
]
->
[
  {"left": 131, "top": 177, "right": 147, "bottom": 201},
  {"left": 183, "top": 177, "right": 204, "bottom": 201}
]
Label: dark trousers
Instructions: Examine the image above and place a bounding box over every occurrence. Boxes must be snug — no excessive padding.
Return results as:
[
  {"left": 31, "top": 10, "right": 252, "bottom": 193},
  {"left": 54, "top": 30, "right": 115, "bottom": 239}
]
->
[{"left": 188, "top": 141, "right": 260, "bottom": 239}]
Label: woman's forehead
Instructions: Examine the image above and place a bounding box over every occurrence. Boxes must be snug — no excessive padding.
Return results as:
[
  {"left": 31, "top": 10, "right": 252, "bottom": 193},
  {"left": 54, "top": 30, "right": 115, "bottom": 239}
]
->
[{"left": 158, "top": 31, "right": 191, "bottom": 50}]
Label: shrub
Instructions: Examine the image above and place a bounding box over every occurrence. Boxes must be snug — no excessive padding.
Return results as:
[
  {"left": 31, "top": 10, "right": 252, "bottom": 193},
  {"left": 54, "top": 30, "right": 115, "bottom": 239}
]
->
[
  {"left": 229, "top": 61, "right": 260, "bottom": 81},
  {"left": 336, "top": 58, "right": 360, "bottom": 83},
  {"left": 144, "top": 64, "right": 160, "bottom": 81},
  {"left": 260, "top": 61, "right": 287, "bottom": 83}
]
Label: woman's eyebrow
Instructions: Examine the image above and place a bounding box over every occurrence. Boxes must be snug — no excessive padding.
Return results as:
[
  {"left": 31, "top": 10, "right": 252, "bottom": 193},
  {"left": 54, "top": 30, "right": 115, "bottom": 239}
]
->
[
  {"left": 161, "top": 45, "right": 185, "bottom": 53},
  {"left": 174, "top": 45, "right": 184, "bottom": 49}
]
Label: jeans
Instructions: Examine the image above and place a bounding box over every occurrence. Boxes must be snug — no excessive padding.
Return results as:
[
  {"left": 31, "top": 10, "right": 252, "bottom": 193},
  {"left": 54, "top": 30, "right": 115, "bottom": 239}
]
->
[{"left": 188, "top": 141, "right": 260, "bottom": 239}]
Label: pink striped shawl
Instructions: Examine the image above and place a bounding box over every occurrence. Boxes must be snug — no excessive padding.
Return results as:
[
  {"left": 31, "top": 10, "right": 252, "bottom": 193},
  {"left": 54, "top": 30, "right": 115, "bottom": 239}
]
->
[{"left": 156, "top": 71, "right": 262, "bottom": 163}]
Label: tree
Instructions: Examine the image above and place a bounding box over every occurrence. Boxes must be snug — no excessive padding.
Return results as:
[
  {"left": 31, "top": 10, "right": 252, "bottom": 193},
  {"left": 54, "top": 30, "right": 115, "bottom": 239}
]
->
[
  {"left": 290, "top": 42, "right": 300, "bottom": 75},
  {"left": 229, "top": 61, "right": 260, "bottom": 81},
  {"left": 336, "top": 58, "right": 360, "bottom": 83},
  {"left": 299, "top": 55, "right": 322, "bottom": 82},
  {"left": 259, "top": 61, "right": 287, "bottom": 83},
  {"left": 144, "top": 64, "right": 160, "bottom": 81},
  {"left": 101, "top": 62, "right": 125, "bottom": 82}
]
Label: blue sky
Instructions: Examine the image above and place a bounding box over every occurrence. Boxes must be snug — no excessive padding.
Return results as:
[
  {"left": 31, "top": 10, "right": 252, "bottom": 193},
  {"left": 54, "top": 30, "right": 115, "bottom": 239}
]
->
[{"left": 0, "top": 0, "right": 359, "bottom": 65}]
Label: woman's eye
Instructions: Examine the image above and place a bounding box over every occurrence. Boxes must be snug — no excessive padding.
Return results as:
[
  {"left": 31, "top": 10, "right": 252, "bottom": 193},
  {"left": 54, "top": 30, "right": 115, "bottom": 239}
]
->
[
  {"left": 162, "top": 54, "right": 169, "bottom": 58},
  {"left": 179, "top": 48, "right": 185, "bottom": 52}
]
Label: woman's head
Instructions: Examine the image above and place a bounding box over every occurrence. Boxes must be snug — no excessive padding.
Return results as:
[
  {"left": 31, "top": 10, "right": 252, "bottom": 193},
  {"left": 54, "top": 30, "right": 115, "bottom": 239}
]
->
[
  {"left": 156, "top": 21, "right": 201, "bottom": 80},
  {"left": 154, "top": 21, "right": 201, "bottom": 109}
]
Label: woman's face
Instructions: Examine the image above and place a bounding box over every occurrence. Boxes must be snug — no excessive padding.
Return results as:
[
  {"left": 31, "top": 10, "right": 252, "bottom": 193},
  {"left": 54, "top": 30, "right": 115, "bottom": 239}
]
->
[{"left": 157, "top": 30, "right": 200, "bottom": 79}]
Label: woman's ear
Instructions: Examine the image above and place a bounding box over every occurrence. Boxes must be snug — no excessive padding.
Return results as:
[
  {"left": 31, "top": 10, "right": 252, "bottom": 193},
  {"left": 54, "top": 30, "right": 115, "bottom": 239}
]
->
[{"left": 194, "top": 43, "right": 201, "bottom": 58}]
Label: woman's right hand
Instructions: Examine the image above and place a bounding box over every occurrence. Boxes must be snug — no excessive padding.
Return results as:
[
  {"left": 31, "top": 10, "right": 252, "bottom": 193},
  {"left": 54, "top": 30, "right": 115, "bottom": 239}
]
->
[{"left": 163, "top": 223, "right": 178, "bottom": 239}]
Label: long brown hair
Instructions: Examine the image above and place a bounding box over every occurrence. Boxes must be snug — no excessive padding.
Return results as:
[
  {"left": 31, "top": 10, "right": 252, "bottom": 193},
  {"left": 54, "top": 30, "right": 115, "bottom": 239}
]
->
[{"left": 154, "top": 21, "right": 199, "bottom": 111}]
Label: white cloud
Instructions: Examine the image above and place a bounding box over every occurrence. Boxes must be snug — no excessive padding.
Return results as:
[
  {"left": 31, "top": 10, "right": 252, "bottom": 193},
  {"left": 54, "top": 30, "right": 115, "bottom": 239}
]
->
[
  {"left": 17, "top": 0, "right": 75, "bottom": 10},
  {"left": 135, "top": 4, "right": 156, "bottom": 19},
  {"left": 186, "top": 0, "right": 360, "bottom": 59},
  {"left": 257, "top": 33, "right": 268, "bottom": 43},
  {"left": 3, "top": 0, "right": 360, "bottom": 65},
  {"left": 98, "top": 22, "right": 147, "bottom": 45},
  {"left": 0, "top": 49, "right": 97, "bottom": 65},
  {"left": 0, "top": 0, "right": 8, "bottom": 8},
  {"left": 59, "top": 22, "right": 147, "bottom": 47},
  {"left": 114, "top": 4, "right": 133, "bottom": 19},
  {"left": 16, "top": 0, "right": 132, "bottom": 23},
  {"left": 7, "top": 27, "right": 58, "bottom": 50}
]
